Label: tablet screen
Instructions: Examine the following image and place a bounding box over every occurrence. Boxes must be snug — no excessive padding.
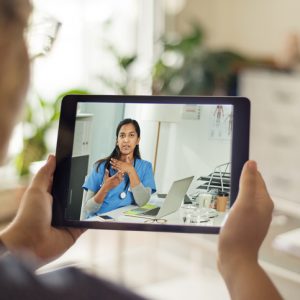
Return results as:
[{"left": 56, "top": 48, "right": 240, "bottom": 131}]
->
[{"left": 52, "top": 96, "right": 249, "bottom": 233}]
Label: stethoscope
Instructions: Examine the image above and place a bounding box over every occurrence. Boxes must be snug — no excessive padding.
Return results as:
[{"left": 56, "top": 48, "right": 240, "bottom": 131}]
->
[{"left": 104, "top": 158, "right": 136, "bottom": 200}]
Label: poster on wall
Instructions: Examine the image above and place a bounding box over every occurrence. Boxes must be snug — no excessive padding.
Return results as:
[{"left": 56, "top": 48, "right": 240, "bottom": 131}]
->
[
  {"left": 181, "top": 104, "right": 201, "bottom": 120},
  {"left": 209, "top": 105, "right": 232, "bottom": 140}
]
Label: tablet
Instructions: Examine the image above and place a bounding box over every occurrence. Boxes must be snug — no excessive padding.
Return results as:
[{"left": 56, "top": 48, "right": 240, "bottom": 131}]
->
[{"left": 52, "top": 95, "right": 250, "bottom": 234}]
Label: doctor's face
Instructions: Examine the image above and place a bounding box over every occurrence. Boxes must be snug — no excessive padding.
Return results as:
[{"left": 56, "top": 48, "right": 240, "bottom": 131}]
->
[{"left": 117, "top": 123, "right": 140, "bottom": 156}]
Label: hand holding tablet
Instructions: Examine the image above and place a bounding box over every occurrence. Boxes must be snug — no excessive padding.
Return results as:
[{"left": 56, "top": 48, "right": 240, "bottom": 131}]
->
[{"left": 51, "top": 95, "right": 250, "bottom": 234}]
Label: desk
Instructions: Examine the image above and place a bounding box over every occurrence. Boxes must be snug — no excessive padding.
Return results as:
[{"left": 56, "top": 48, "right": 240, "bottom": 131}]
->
[{"left": 87, "top": 196, "right": 227, "bottom": 227}]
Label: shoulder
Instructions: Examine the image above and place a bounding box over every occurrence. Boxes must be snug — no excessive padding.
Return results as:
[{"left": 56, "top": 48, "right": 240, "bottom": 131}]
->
[
  {"left": 135, "top": 159, "right": 153, "bottom": 170},
  {"left": 93, "top": 161, "right": 107, "bottom": 174}
]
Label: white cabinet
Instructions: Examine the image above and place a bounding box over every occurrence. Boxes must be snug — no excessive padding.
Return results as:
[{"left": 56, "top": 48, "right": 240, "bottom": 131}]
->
[
  {"left": 66, "top": 114, "right": 93, "bottom": 220},
  {"left": 239, "top": 69, "right": 300, "bottom": 203},
  {"left": 72, "top": 114, "right": 93, "bottom": 157}
]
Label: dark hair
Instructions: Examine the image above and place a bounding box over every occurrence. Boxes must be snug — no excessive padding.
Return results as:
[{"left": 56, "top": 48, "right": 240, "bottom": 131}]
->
[
  {"left": 0, "top": 0, "right": 31, "bottom": 27},
  {"left": 95, "top": 118, "right": 141, "bottom": 172}
]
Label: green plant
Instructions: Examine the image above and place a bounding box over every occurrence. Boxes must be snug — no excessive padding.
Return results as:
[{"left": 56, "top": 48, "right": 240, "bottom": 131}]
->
[
  {"left": 15, "top": 89, "right": 90, "bottom": 177},
  {"left": 97, "top": 45, "right": 137, "bottom": 95},
  {"left": 152, "top": 25, "right": 250, "bottom": 96}
]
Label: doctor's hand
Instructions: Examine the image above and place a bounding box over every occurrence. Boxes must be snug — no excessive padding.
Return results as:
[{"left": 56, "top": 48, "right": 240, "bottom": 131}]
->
[
  {"left": 110, "top": 156, "right": 134, "bottom": 174},
  {"left": 102, "top": 169, "right": 124, "bottom": 191},
  {"left": 0, "top": 155, "right": 84, "bottom": 264}
]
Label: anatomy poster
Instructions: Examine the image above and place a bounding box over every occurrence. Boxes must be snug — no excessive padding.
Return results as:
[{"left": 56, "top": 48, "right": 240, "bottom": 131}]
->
[{"left": 209, "top": 105, "right": 232, "bottom": 140}]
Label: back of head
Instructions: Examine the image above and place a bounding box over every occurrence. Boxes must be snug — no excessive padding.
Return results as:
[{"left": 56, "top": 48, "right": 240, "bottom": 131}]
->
[
  {"left": 0, "top": 0, "right": 31, "bottom": 164},
  {"left": 0, "top": 0, "right": 31, "bottom": 27}
]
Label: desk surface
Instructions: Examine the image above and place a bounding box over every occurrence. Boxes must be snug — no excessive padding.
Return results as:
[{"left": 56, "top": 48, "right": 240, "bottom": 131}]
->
[{"left": 88, "top": 196, "right": 227, "bottom": 227}]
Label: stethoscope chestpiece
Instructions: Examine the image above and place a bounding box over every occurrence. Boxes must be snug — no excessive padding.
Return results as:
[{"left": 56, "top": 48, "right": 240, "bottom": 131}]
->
[{"left": 120, "top": 191, "right": 127, "bottom": 199}]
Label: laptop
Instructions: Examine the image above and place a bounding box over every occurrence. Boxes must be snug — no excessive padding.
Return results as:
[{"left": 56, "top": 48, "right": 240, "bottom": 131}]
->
[{"left": 124, "top": 176, "right": 194, "bottom": 219}]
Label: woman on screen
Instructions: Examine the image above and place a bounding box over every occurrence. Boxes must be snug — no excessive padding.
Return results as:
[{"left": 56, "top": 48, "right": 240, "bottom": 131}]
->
[{"left": 82, "top": 118, "right": 156, "bottom": 218}]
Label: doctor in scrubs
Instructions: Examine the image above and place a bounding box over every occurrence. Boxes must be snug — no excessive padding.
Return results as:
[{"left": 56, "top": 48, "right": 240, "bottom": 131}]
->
[{"left": 82, "top": 118, "right": 156, "bottom": 218}]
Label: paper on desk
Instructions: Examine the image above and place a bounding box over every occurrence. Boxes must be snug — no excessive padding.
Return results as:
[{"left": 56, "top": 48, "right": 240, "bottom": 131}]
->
[
  {"left": 272, "top": 228, "right": 300, "bottom": 258},
  {"left": 123, "top": 204, "right": 157, "bottom": 216}
]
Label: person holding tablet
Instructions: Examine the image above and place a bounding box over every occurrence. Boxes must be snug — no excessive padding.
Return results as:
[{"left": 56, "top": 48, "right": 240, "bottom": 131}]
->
[
  {"left": 82, "top": 119, "right": 156, "bottom": 218},
  {"left": 0, "top": 1, "right": 283, "bottom": 299}
]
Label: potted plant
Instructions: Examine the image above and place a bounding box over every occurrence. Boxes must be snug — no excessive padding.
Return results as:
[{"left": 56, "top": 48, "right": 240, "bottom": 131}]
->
[
  {"left": 152, "top": 24, "right": 255, "bottom": 96},
  {"left": 15, "top": 89, "right": 90, "bottom": 177}
]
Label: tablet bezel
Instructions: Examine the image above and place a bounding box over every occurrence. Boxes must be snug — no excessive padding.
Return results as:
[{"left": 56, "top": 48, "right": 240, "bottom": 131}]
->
[{"left": 52, "top": 95, "right": 250, "bottom": 234}]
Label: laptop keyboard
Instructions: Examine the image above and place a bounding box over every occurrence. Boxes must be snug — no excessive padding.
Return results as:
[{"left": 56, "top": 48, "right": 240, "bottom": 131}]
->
[{"left": 142, "top": 207, "right": 160, "bottom": 216}]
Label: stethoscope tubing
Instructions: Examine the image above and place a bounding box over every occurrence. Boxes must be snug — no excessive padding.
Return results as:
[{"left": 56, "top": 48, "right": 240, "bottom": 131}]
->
[{"left": 102, "top": 158, "right": 136, "bottom": 200}]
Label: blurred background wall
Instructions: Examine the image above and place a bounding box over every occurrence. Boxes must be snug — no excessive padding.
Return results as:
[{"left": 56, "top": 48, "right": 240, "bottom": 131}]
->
[{"left": 173, "top": 0, "right": 300, "bottom": 57}]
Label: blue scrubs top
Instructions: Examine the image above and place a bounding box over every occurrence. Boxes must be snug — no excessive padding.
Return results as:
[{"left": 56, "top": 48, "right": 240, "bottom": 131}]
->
[{"left": 82, "top": 158, "right": 156, "bottom": 216}]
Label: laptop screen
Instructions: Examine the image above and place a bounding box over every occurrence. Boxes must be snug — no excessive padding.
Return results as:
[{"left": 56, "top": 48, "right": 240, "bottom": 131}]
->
[{"left": 64, "top": 101, "right": 233, "bottom": 229}]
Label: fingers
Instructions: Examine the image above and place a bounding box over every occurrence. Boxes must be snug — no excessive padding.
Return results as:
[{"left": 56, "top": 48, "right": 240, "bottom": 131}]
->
[
  {"left": 237, "top": 160, "right": 274, "bottom": 211},
  {"left": 256, "top": 171, "right": 270, "bottom": 199},
  {"left": 117, "top": 171, "right": 124, "bottom": 181},
  {"left": 256, "top": 171, "right": 274, "bottom": 211},
  {"left": 110, "top": 159, "right": 125, "bottom": 174},
  {"left": 115, "top": 171, "right": 124, "bottom": 180},
  {"left": 110, "top": 158, "right": 124, "bottom": 168},
  {"left": 111, "top": 165, "right": 119, "bottom": 172},
  {"left": 236, "top": 160, "right": 258, "bottom": 205},
  {"left": 64, "top": 227, "right": 86, "bottom": 243},
  {"left": 110, "top": 159, "right": 119, "bottom": 169},
  {"left": 111, "top": 171, "right": 124, "bottom": 183},
  {"left": 30, "top": 155, "right": 56, "bottom": 192},
  {"left": 104, "top": 169, "right": 109, "bottom": 181}
]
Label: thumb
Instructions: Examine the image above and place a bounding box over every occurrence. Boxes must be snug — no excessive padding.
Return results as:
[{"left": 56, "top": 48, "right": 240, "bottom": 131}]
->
[
  {"left": 30, "top": 155, "right": 56, "bottom": 191},
  {"left": 237, "top": 160, "right": 257, "bottom": 203},
  {"left": 118, "top": 171, "right": 124, "bottom": 180},
  {"left": 104, "top": 169, "right": 109, "bottom": 180}
]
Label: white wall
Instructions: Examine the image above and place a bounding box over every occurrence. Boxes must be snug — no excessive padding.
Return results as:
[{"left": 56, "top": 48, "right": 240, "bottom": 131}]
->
[
  {"left": 155, "top": 106, "right": 232, "bottom": 193},
  {"left": 80, "top": 103, "right": 124, "bottom": 173},
  {"left": 31, "top": 0, "right": 139, "bottom": 99},
  {"left": 175, "top": 0, "right": 300, "bottom": 57},
  {"left": 125, "top": 104, "right": 232, "bottom": 193}
]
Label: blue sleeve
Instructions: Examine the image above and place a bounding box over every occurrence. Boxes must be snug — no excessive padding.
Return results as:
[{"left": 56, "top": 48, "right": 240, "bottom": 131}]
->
[
  {"left": 82, "top": 164, "right": 104, "bottom": 193},
  {"left": 141, "top": 162, "right": 156, "bottom": 194}
]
